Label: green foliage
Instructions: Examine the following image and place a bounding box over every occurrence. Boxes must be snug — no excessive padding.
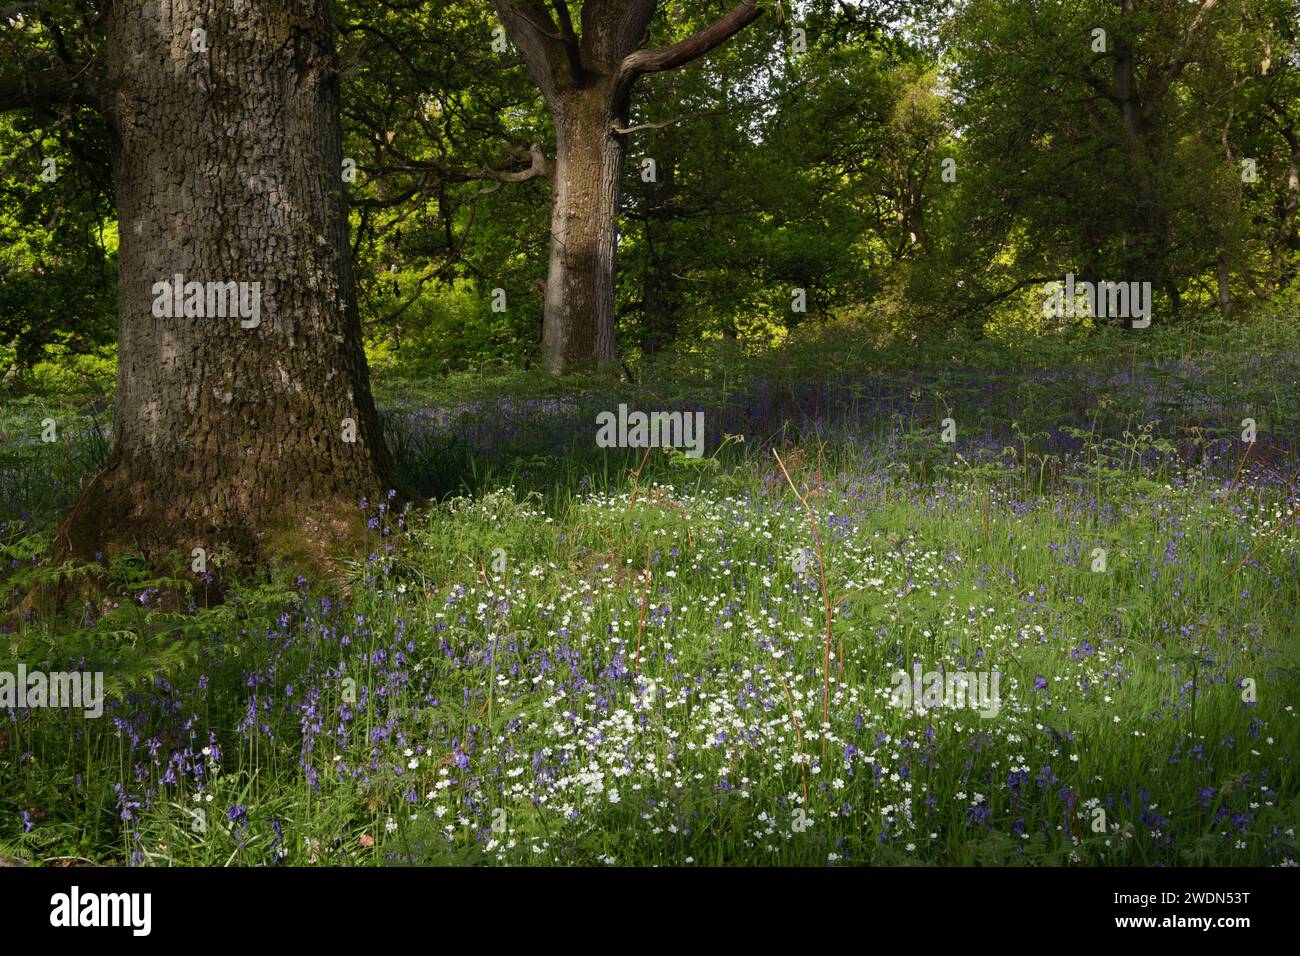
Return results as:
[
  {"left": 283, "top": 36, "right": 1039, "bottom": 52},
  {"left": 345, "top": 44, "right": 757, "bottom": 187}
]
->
[{"left": 3, "top": 320, "right": 1299, "bottom": 865}]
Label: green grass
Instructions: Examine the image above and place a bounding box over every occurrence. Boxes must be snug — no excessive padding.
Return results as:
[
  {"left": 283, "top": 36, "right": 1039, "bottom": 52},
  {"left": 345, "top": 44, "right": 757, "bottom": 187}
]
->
[{"left": 0, "top": 319, "right": 1298, "bottom": 866}]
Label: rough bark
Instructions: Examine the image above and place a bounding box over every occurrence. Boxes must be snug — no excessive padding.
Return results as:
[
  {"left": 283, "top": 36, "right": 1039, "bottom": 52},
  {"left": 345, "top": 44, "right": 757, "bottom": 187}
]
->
[
  {"left": 542, "top": 82, "right": 624, "bottom": 372},
  {"left": 55, "top": 0, "right": 394, "bottom": 571}
]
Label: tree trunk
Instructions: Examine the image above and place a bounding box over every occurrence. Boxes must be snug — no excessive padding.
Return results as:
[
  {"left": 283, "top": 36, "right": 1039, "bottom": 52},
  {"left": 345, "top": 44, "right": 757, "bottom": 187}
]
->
[
  {"left": 488, "top": 0, "right": 761, "bottom": 374},
  {"left": 1113, "top": 7, "right": 1175, "bottom": 323},
  {"left": 541, "top": 83, "right": 624, "bottom": 375},
  {"left": 640, "top": 132, "right": 680, "bottom": 356},
  {"left": 1269, "top": 132, "right": 1300, "bottom": 296},
  {"left": 56, "top": 0, "right": 394, "bottom": 571},
  {"left": 1216, "top": 250, "right": 1234, "bottom": 319}
]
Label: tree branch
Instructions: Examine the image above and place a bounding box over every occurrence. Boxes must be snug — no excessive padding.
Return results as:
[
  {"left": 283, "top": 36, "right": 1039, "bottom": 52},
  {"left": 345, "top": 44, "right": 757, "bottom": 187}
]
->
[
  {"left": 580, "top": 0, "right": 655, "bottom": 67},
  {"left": 392, "top": 142, "right": 553, "bottom": 186},
  {"left": 0, "top": 62, "right": 99, "bottom": 113},
  {"left": 611, "top": 115, "right": 683, "bottom": 135},
  {"left": 616, "top": 1, "right": 765, "bottom": 95},
  {"left": 1147, "top": 0, "right": 1220, "bottom": 107},
  {"left": 444, "top": 142, "right": 552, "bottom": 183},
  {"left": 548, "top": 0, "right": 584, "bottom": 84},
  {"left": 490, "top": 0, "right": 569, "bottom": 103}
]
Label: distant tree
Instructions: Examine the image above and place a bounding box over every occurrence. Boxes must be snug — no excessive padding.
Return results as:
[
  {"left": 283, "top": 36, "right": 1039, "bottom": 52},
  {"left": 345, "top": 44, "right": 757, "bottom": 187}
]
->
[
  {"left": 943, "top": 0, "right": 1259, "bottom": 325},
  {"left": 490, "top": 1, "right": 768, "bottom": 374}
]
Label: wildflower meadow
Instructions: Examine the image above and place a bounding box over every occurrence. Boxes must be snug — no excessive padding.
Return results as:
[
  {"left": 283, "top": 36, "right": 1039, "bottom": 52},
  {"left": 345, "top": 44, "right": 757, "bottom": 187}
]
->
[{"left": 2, "top": 324, "right": 1297, "bottom": 870}]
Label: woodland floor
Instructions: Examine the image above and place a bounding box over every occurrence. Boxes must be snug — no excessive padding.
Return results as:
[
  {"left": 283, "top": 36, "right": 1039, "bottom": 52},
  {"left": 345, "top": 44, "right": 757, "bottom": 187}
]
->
[{"left": 1, "top": 324, "right": 1298, "bottom": 865}]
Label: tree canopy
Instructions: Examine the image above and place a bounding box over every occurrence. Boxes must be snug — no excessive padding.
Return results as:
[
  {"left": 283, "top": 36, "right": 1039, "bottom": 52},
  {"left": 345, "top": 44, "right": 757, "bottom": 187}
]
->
[{"left": 1, "top": 0, "right": 1296, "bottom": 385}]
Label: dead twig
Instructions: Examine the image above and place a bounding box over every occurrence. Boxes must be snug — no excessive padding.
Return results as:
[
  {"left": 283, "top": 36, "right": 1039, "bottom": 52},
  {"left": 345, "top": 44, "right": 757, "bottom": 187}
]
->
[{"left": 772, "top": 448, "right": 834, "bottom": 759}]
